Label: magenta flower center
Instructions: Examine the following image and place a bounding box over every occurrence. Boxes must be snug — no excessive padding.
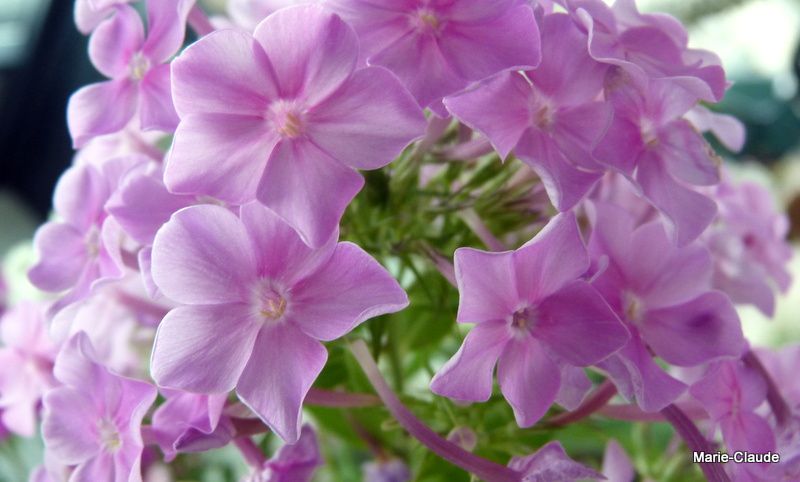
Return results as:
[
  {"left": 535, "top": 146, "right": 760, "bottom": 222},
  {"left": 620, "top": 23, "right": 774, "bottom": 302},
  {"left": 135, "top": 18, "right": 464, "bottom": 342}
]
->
[
  {"left": 252, "top": 280, "right": 289, "bottom": 322},
  {"left": 129, "top": 52, "right": 150, "bottom": 81},
  {"left": 269, "top": 100, "right": 307, "bottom": 139},
  {"left": 510, "top": 306, "right": 538, "bottom": 338},
  {"left": 97, "top": 418, "right": 122, "bottom": 452}
]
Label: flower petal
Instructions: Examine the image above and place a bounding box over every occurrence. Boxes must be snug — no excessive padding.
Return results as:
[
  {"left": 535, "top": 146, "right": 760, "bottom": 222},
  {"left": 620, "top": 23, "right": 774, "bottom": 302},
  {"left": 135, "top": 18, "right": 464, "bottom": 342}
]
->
[
  {"left": 139, "top": 64, "right": 180, "bottom": 132},
  {"left": 28, "top": 223, "right": 88, "bottom": 292},
  {"left": 42, "top": 388, "right": 100, "bottom": 465},
  {"left": 642, "top": 291, "right": 745, "bottom": 366},
  {"left": 170, "top": 29, "right": 278, "bottom": 118},
  {"left": 497, "top": 338, "right": 560, "bottom": 427},
  {"left": 88, "top": 5, "right": 144, "bottom": 78},
  {"left": 236, "top": 324, "right": 327, "bottom": 443},
  {"left": 430, "top": 319, "right": 509, "bottom": 402},
  {"left": 444, "top": 72, "right": 532, "bottom": 159},
  {"left": 257, "top": 140, "right": 364, "bottom": 248},
  {"left": 536, "top": 280, "right": 629, "bottom": 366},
  {"left": 67, "top": 79, "right": 138, "bottom": 148},
  {"left": 141, "top": 0, "right": 194, "bottom": 64},
  {"left": 291, "top": 242, "right": 408, "bottom": 341},
  {"left": 151, "top": 304, "right": 261, "bottom": 393},
  {"left": 253, "top": 5, "right": 358, "bottom": 104},
  {"left": 307, "top": 66, "right": 425, "bottom": 170},
  {"left": 151, "top": 204, "right": 256, "bottom": 305},
  {"left": 453, "top": 248, "right": 517, "bottom": 323}
]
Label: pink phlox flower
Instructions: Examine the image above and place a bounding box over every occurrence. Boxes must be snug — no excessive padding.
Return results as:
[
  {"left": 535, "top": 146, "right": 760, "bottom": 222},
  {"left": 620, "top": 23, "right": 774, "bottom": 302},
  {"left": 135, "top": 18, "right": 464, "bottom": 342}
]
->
[
  {"left": 149, "top": 202, "right": 408, "bottom": 442},
  {"left": 165, "top": 5, "right": 425, "bottom": 247},
  {"left": 0, "top": 302, "right": 57, "bottom": 436},
  {"left": 327, "top": 0, "right": 542, "bottom": 115},
  {"left": 444, "top": 13, "right": 611, "bottom": 211},
  {"left": 150, "top": 389, "right": 227, "bottom": 461},
  {"left": 567, "top": 0, "right": 727, "bottom": 102},
  {"left": 68, "top": 0, "right": 195, "bottom": 147},
  {"left": 42, "top": 332, "right": 157, "bottom": 482},
  {"left": 703, "top": 177, "right": 793, "bottom": 316},
  {"left": 690, "top": 360, "right": 776, "bottom": 480},
  {"left": 601, "top": 439, "right": 636, "bottom": 482},
  {"left": 362, "top": 459, "right": 411, "bottom": 482},
  {"left": 587, "top": 201, "right": 745, "bottom": 412},
  {"left": 430, "top": 212, "right": 629, "bottom": 427},
  {"left": 28, "top": 156, "right": 147, "bottom": 316},
  {"left": 593, "top": 71, "right": 720, "bottom": 245},
  {"left": 245, "top": 425, "right": 322, "bottom": 482},
  {"left": 508, "top": 441, "right": 604, "bottom": 481}
]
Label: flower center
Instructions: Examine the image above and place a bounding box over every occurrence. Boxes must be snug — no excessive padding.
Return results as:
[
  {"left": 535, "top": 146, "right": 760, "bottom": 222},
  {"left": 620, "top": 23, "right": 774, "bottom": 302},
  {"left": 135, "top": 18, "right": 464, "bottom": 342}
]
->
[
  {"left": 269, "top": 100, "right": 306, "bottom": 139},
  {"left": 413, "top": 8, "right": 442, "bottom": 34},
  {"left": 510, "top": 306, "right": 537, "bottom": 338},
  {"left": 85, "top": 226, "right": 101, "bottom": 258},
  {"left": 97, "top": 418, "right": 122, "bottom": 452},
  {"left": 252, "top": 279, "right": 289, "bottom": 323},
  {"left": 623, "top": 291, "right": 645, "bottom": 323},
  {"left": 640, "top": 118, "right": 659, "bottom": 148},
  {"left": 129, "top": 52, "right": 150, "bottom": 81}
]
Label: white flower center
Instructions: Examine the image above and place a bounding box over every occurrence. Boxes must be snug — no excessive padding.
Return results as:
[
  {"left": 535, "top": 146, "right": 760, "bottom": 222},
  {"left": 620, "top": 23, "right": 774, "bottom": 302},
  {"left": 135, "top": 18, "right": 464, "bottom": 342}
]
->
[
  {"left": 130, "top": 52, "right": 150, "bottom": 81},
  {"left": 252, "top": 279, "right": 289, "bottom": 323},
  {"left": 413, "top": 8, "right": 442, "bottom": 34},
  {"left": 510, "top": 306, "right": 537, "bottom": 338},
  {"left": 269, "top": 100, "right": 306, "bottom": 139},
  {"left": 98, "top": 418, "right": 122, "bottom": 452},
  {"left": 623, "top": 291, "right": 645, "bottom": 323}
]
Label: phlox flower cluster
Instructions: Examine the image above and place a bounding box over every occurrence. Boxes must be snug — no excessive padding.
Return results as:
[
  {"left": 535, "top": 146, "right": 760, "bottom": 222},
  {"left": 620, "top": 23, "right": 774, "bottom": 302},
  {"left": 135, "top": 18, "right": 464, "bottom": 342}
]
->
[{"left": 0, "top": 0, "right": 795, "bottom": 481}]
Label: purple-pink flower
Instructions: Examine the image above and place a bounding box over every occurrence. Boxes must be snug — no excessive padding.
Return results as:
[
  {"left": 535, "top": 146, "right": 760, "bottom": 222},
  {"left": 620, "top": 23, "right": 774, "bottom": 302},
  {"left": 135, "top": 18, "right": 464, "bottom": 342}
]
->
[
  {"left": 430, "top": 212, "right": 629, "bottom": 427},
  {"left": 508, "top": 441, "right": 603, "bottom": 481},
  {"left": 327, "top": 0, "right": 542, "bottom": 115},
  {"left": 444, "top": 13, "right": 610, "bottom": 211},
  {"left": 149, "top": 202, "right": 408, "bottom": 442},
  {"left": 42, "top": 332, "right": 157, "bottom": 481},
  {"left": 0, "top": 302, "right": 56, "bottom": 436},
  {"left": 244, "top": 425, "right": 322, "bottom": 482},
  {"left": 588, "top": 201, "right": 746, "bottom": 411},
  {"left": 68, "top": 0, "right": 194, "bottom": 147},
  {"left": 164, "top": 5, "right": 425, "bottom": 247},
  {"left": 149, "top": 390, "right": 227, "bottom": 461}
]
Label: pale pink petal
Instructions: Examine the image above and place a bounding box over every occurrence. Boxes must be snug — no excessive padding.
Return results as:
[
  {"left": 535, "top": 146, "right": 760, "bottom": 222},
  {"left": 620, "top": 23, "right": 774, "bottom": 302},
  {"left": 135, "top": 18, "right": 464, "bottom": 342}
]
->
[
  {"left": 53, "top": 163, "right": 108, "bottom": 230},
  {"left": 497, "top": 338, "right": 560, "bottom": 427},
  {"left": 88, "top": 5, "right": 143, "bottom": 78},
  {"left": 443, "top": 72, "right": 532, "bottom": 159},
  {"left": 42, "top": 388, "right": 100, "bottom": 465},
  {"left": 430, "top": 319, "right": 510, "bottom": 402},
  {"left": 592, "top": 114, "right": 642, "bottom": 175},
  {"left": 67, "top": 79, "right": 138, "bottom": 148},
  {"left": 536, "top": 281, "right": 629, "bottom": 366},
  {"left": 291, "top": 242, "right": 408, "bottom": 341},
  {"left": 170, "top": 29, "right": 278, "bottom": 117},
  {"left": 552, "top": 101, "right": 613, "bottom": 170},
  {"left": 602, "top": 440, "right": 635, "bottom": 482},
  {"left": 307, "top": 66, "right": 425, "bottom": 169},
  {"left": 555, "top": 366, "right": 592, "bottom": 410},
  {"left": 721, "top": 412, "right": 775, "bottom": 454},
  {"left": 253, "top": 5, "right": 358, "bottom": 104},
  {"left": 236, "top": 324, "right": 327, "bottom": 443},
  {"left": 642, "top": 292, "right": 745, "bottom": 366},
  {"left": 139, "top": 64, "right": 180, "bottom": 132},
  {"left": 370, "top": 30, "right": 463, "bottom": 110},
  {"left": 437, "top": 4, "right": 540, "bottom": 81},
  {"left": 515, "top": 130, "right": 603, "bottom": 211},
  {"left": 513, "top": 212, "right": 590, "bottom": 303},
  {"left": 636, "top": 153, "right": 716, "bottom": 246},
  {"left": 141, "top": 0, "right": 194, "bottom": 64},
  {"left": 165, "top": 113, "right": 278, "bottom": 204},
  {"left": 239, "top": 202, "right": 337, "bottom": 285},
  {"left": 71, "top": 454, "right": 113, "bottom": 482},
  {"left": 151, "top": 304, "right": 261, "bottom": 393},
  {"left": 453, "top": 248, "right": 517, "bottom": 323},
  {"left": 257, "top": 140, "right": 364, "bottom": 248},
  {"left": 28, "top": 223, "right": 88, "bottom": 292},
  {"left": 151, "top": 205, "right": 256, "bottom": 304},
  {"left": 658, "top": 120, "right": 720, "bottom": 186}
]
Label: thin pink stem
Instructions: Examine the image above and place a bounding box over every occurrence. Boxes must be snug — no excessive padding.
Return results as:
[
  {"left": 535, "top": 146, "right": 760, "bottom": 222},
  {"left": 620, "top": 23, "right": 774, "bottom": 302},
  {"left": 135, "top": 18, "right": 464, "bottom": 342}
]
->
[
  {"left": 742, "top": 350, "right": 791, "bottom": 427},
  {"left": 233, "top": 437, "right": 266, "bottom": 468},
  {"left": 188, "top": 5, "right": 215, "bottom": 37},
  {"left": 305, "top": 388, "right": 380, "bottom": 407},
  {"left": 661, "top": 404, "right": 730, "bottom": 482},
  {"left": 546, "top": 380, "right": 617, "bottom": 426},
  {"left": 600, "top": 403, "right": 709, "bottom": 422},
  {"left": 349, "top": 340, "right": 521, "bottom": 482},
  {"left": 438, "top": 138, "right": 494, "bottom": 161},
  {"left": 459, "top": 208, "right": 506, "bottom": 252}
]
